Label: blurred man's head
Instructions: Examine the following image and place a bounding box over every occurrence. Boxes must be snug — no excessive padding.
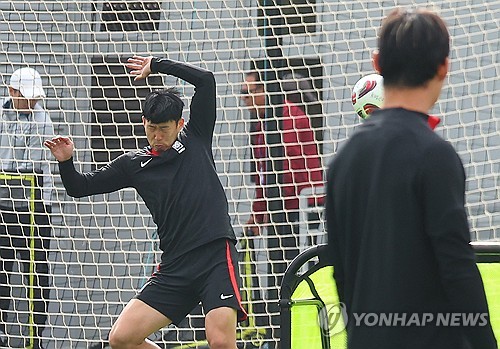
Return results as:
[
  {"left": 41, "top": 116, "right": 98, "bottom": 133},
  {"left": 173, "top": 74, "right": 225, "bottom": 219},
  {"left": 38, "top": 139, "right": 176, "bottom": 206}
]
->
[
  {"left": 9, "top": 67, "right": 46, "bottom": 111},
  {"left": 375, "top": 8, "right": 450, "bottom": 90},
  {"left": 241, "top": 71, "right": 266, "bottom": 118}
]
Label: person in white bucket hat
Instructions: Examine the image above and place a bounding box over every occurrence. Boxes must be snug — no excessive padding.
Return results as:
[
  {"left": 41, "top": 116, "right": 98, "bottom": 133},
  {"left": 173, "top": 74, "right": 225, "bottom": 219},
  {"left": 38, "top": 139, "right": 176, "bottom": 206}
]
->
[{"left": 0, "top": 67, "right": 53, "bottom": 349}]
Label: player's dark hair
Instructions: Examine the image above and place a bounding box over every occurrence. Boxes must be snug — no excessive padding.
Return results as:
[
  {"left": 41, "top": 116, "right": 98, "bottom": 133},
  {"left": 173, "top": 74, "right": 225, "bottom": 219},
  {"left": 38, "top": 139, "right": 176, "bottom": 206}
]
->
[
  {"left": 378, "top": 8, "right": 450, "bottom": 88},
  {"left": 143, "top": 87, "right": 184, "bottom": 124}
]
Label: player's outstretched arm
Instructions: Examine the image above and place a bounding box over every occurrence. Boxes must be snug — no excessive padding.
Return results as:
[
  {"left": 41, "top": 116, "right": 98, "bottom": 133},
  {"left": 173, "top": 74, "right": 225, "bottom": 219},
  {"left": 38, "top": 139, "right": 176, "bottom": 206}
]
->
[
  {"left": 125, "top": 55, "right": 216, "bottom": 143},
  {"left": 45, "top": 136, "right": 129, "bottom": 198},
  {"left": 125, "top": 55, "right": 212, "bottom": 91}
]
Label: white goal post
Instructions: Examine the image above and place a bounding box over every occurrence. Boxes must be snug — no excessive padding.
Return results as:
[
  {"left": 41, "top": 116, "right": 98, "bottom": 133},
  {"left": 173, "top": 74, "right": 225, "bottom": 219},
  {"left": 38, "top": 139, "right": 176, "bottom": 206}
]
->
[{"left": 0, "top": 1, "right": 498, "bottom": 348}]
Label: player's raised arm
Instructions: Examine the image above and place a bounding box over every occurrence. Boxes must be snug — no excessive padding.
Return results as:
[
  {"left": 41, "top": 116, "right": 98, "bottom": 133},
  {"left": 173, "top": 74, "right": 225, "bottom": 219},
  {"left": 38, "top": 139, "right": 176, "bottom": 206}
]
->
[
  {"left": 125, "top": 55, "right": 153, "bottom": 80},
  {"left": 126, "top": 55, "right": 216, "bottom": 144}
]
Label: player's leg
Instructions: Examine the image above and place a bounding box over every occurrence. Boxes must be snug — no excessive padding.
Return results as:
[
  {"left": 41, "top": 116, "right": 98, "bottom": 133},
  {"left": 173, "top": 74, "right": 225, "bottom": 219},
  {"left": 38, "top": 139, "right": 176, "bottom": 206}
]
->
[
  {"left": 111, "top": 255, "right": 201, "bottom": 349},
  {"left": 200, "top": 239, "right": 247, "bottom": 349},
  {"left": 205, "top": 307, "right": 237, "bottom": 349},
  {"left": 108, "top": 298, "right": 171, "bottom": 349}
]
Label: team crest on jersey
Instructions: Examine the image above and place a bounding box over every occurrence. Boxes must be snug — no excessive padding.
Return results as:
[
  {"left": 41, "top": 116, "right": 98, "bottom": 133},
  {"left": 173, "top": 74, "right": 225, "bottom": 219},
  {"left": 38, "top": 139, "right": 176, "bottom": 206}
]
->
[{"left": 172, "top": 140, "right": 185, "bottom": 154}]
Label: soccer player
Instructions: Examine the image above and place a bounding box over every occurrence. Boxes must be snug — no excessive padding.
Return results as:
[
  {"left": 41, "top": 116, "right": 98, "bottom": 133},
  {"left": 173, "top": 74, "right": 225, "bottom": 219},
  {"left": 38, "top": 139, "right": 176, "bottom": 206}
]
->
[
  {"left": 326, "top": 8, "right": 497, "bottom": 349},
  {"left": 44, "top": 56, "right": 247, "bottom": 349}
]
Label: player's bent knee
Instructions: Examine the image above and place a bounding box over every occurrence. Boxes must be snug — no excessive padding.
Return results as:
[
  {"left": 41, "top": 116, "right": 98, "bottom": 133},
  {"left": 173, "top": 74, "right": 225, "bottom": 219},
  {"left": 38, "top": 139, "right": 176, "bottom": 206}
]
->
[
  {"left": 206, "top": 336, "right": 235, "bottom": 349},
  {"left": 205, "top": 307, "right": 237, "bottom": 349},
  {"left": 108, "top": 329, "right": 126, "bottom": 349},
  {"left": 206, "top": 322, "right": 237, "bottom": 348},
  {"left": 206, "top": 323, "right": 237, "bottom": 349},
  {"left": 108, "top": 327, "right": 140, "bottom": 349}
]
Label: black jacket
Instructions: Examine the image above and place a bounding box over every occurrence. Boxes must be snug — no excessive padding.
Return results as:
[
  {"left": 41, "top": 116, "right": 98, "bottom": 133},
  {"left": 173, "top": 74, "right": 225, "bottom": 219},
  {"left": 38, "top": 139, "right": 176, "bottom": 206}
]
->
[{"left": 326, "top": 108, "right": 497, "bottom": 349}]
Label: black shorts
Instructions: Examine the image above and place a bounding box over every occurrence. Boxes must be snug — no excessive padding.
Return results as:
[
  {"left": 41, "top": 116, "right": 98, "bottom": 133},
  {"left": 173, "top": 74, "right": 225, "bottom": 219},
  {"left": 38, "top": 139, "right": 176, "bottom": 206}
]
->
[{"left": 135, "top": 238, "right": 248, "bottom": 325}]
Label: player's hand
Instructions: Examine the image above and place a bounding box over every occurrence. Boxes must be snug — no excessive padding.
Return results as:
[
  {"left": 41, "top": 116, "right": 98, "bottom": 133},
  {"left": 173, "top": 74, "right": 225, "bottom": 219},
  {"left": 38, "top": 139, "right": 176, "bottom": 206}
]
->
[
  {"left": 125, "top": 56, "right": 153, "bottom": 81},
  {"left": 44, "top": 136, "right": 74, "bottom": 162}
]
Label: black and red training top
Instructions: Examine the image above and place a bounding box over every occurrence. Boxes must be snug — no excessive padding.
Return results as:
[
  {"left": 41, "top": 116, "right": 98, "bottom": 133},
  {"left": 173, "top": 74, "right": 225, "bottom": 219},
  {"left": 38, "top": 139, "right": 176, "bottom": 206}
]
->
[{"left": 59, "top": 58, "right": 235, "bottom": 264}]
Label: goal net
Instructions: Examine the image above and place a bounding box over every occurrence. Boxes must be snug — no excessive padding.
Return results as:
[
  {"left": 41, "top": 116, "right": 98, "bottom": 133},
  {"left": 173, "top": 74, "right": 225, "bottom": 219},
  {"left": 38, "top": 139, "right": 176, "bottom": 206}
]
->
[{"left": 0, "top": 0, "right": 498, "bottom": 348}]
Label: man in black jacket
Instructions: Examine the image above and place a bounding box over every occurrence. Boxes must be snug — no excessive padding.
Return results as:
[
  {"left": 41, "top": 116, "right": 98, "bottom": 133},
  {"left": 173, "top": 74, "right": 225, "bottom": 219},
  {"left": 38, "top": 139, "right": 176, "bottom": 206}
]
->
[
  {"left": 45, "top": 56, "right": 246, "bottom": 349},
  {"left": 326, "top": 8, "right": 497, "bottom": 349}
]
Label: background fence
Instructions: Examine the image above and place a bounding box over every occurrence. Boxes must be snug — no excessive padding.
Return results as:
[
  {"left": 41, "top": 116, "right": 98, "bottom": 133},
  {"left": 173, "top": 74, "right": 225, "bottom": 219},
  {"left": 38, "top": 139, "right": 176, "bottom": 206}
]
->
[{"left": 0, "top": 0, "right": 498, "bottom": 348}]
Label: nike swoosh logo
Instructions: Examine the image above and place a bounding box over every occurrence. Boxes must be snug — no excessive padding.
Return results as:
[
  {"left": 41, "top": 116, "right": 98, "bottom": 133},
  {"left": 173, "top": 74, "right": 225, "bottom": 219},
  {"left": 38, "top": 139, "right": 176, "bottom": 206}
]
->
[
  {"left": 140, "top": 158, "right": 153, "bottom": 168},
  {"left": 220, "top": 294, "right": 234, "bottom": 300}
]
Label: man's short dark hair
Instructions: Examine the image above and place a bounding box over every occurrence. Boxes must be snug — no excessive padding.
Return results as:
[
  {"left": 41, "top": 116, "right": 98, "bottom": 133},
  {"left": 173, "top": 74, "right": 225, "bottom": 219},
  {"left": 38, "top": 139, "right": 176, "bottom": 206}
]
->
[
  {"left": 143, "top": 87, "right": 184, "bottom": 124},
  {"left": 378, "top": 8, "right": 450, "bottom": 88}
]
